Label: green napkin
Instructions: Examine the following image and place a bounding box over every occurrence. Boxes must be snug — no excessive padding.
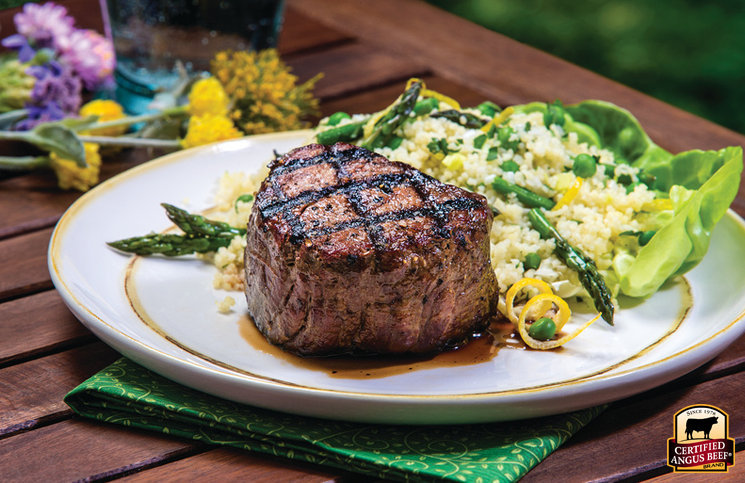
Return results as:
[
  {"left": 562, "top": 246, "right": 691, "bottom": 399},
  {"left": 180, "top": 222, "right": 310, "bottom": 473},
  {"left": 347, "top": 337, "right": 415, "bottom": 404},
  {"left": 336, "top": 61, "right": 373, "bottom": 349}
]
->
[{"left": 65, "top": 358, "right": 604, "bottom": 483}]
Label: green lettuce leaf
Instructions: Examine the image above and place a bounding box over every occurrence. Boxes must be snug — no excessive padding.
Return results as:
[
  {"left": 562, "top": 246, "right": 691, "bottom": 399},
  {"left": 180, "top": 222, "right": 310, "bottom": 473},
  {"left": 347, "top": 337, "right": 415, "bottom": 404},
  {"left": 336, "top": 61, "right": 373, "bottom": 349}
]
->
[
  {"left": 615, "top": 147, "right": 742, "bottom": 297},
  {"left": 564, "top": 100, "right": 672, "bottom": 167}
]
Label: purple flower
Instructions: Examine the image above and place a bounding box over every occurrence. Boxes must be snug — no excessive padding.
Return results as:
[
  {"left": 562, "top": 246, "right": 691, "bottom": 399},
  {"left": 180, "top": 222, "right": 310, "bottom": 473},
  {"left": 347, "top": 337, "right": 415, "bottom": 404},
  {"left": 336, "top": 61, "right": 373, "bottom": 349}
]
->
[
  {"left": 14, "top": 101, "right": 67, "bottom": 131},
  {"left": 56, "top": 29, "right": 115, "bottom": 90},
  {"left": 15, "top": 60, "right": 83, "bottom": 130},
  {"left": 14, "top": 2, "right": 75, "bottom": 49},
  {"left": 1, "top": 34, "right": 36, "bottom": 62}
]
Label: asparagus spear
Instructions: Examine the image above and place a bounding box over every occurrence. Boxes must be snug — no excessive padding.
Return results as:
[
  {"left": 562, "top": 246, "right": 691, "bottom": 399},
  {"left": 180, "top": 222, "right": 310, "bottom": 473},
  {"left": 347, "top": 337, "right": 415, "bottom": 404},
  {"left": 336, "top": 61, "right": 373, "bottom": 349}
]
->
[
  {"left": 107, "top": 233, "right": 235, "bottom": 256},
  {"left": 491, "top": 177, "right": 556, "bottom": 210},
  {"left": 107, "top": 204, "right": 246, "bottom": 256},
  {"left": 315, "top": 119, "right": 367, "bottom": 145},
  {"left": 528, "top": 208, "right": 615, "bottom": 325},
  {"left": 161, "top": 203, "right": 246, "bottom": 237},
  {"left": 430, "top": 109, "right": 489, "bottom": 129},
  {"left": 361, "top": 80, "right": 423, "bottom": 150}
]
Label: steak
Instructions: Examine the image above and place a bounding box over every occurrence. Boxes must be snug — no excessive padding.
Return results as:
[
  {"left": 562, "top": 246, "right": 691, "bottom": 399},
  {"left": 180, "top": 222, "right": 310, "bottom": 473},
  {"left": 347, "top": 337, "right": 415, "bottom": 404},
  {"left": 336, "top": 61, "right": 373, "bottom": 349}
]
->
[{"left": 244, "top": 142, "right": 499, "bottom": 356}]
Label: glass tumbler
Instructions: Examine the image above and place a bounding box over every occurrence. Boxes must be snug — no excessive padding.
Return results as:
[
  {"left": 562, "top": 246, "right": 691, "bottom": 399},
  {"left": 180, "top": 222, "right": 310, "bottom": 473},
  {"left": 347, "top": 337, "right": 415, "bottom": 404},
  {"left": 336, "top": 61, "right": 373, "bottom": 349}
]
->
[{"left": 101, "top": 0, "right": 284, "bottom": 114}]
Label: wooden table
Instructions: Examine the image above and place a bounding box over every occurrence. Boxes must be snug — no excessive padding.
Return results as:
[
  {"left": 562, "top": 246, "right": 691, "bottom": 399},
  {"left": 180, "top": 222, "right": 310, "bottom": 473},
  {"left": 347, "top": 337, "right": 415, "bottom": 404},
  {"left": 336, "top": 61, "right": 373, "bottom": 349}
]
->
[{"left": 2, "top": 1, "right": 744, "bottom": 481}]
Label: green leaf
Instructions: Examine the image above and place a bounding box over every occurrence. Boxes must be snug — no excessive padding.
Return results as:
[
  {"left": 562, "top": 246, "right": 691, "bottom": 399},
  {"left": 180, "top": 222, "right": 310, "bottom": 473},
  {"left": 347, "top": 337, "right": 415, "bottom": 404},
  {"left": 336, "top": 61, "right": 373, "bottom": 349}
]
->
[
  {"left": 634, "top": 148, "right": 729, "bottom": 193},
  {"left": 30, "top": 124, "right": 86, "bottom": 167},
  {"left": 563, "top": 100, "right": 672, "bottom": 166},
  {"left": 616, "top": 147, "right": 743, "bottom": 297}
]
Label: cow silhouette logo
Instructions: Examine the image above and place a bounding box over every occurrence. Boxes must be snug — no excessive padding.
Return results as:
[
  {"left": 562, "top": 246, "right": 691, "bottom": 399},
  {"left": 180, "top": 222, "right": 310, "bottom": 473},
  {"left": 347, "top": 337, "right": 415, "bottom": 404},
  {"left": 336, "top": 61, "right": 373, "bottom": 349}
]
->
[{"left": 668, "top": 405, "right": 735, "bottom": 472}]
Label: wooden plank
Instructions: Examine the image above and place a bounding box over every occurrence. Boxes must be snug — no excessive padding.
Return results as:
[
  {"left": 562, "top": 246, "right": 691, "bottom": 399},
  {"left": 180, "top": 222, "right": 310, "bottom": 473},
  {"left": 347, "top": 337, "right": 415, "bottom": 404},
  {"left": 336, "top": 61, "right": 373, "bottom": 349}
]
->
[
  {"left": 0, "top": 227, "right": 54, "bottom": 302},
  {"left": 279, "top": 6, "right": 352, "bottom": 55},
  {"left": 116, "top": 446, "right": 358, "bottom": 483},
  {"left": 700, "top": 334, "right": 745, "bottom": 378},
  {"left": 287, "top": 43, "right": 428, "bottom": 100},
  {"left": 520, "top": 370, "right": 745, "bottom": 482},
  {"left": 0, "top": 290, "right": 93, "bottom": 366},
  {"left": 0, "top": 418, "right": 203, "bottom": 483},
  {"left": 645, "top": 454, "right": 744, "bottom": 482},
  {"left": 288, "top": 0, "right": 745, "bottom": 155},
  {"left": 0, "top": 342, "right": 119, "bottom": 437}
]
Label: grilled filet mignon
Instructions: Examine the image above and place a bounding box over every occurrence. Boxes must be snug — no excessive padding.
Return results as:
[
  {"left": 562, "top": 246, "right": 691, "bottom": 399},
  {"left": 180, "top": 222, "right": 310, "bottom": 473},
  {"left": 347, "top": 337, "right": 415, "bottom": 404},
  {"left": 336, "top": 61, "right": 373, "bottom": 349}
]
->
[{"left": 245, "top": 142, "right": 498, "bottom": 356}]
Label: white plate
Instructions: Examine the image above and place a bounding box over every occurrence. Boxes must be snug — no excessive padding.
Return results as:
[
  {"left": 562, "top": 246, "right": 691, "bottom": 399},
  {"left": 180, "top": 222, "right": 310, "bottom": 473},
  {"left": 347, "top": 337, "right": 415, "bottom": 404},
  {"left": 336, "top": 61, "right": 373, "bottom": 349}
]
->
[{"left": 49, "top": 131, "right": 745, "bottom": 424}]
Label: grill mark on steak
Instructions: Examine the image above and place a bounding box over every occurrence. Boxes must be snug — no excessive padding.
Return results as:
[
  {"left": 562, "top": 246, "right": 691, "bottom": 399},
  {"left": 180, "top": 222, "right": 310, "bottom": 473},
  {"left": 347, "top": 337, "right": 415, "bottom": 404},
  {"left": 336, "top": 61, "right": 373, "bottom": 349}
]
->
[
  {"left": 259, "top": 146, "right": 484, "bottom": 248},
  {"left": 258, "top": 172, "right": 415, "bottom": 218},
  {"left": 265, "top": 145, "right": 370, "bottom": 179},
  {"left": 300, "top": 198, "right": 483, "bottom": 240}
]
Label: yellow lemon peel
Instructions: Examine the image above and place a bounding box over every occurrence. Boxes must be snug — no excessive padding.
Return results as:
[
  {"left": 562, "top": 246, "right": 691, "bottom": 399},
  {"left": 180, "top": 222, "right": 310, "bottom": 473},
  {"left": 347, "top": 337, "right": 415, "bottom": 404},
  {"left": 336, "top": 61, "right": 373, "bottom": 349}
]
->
[
  {"left": 553, "top": 177, "right": 583, "bottom": 210},
  {"left": 481, "top": 106, "right": 514, "bottom": 133},
  {"left": 518, "top": 299, "right": 601, "bottom": 350},
  {"left": 504, "top": 277, "right": 601, "bottom": 350},
  {"left": 421, "top": 88, "right": 460, "bottom": 109},
  {"left": 504, "top": 277, "right": 553, "bottom": 325}
]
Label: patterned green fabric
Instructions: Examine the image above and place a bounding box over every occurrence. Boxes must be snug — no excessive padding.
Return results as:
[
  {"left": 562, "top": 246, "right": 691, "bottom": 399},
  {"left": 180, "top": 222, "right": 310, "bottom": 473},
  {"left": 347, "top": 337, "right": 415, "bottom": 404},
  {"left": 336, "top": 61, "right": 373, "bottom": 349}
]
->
[{"left": 65, "top": 358, "right": 605, "bottom": 483}]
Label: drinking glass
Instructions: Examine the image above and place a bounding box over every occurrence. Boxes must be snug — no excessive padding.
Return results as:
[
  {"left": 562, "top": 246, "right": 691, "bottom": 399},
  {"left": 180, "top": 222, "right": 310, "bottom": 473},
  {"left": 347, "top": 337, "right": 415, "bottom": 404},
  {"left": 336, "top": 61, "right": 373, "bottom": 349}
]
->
[{"left": 100, "top": 0, "right": 285, "bottom": 114}]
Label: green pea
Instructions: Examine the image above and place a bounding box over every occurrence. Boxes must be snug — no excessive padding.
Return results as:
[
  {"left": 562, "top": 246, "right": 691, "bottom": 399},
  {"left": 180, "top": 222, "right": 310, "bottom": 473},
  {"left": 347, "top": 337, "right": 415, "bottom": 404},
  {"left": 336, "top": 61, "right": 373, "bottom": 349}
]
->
[
  {"left": 529, "top": 317, "right": 557, "bottom": 341},
  {"left": 572, "top": 153, "right": 597, "bottom": 178},
  {"left": 523, "top": 252, "right": 541, "bottom": 270},
  {"left": 501, "top": 160, "right": 520, "bottom": 173},
  {"left": 234, "top": 193, "right": 254, "bottom": 212},
  {"left": 638, "top": 230, "right": 656, "bottom": 246},
  {"left": 327, "top": 112, "right": 351, "bottom": 126}
]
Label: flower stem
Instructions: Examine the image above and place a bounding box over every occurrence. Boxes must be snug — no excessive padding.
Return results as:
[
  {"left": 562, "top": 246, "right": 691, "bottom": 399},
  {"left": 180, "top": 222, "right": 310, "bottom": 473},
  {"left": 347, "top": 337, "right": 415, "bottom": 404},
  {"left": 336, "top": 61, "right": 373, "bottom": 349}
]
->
[
  {"left": 77, "top": 106, "right": 189, "bottom": 132},
  {"left": 0, "top": 130, "right": 31, "bottom": 142},
  {"left": 0, "top": 155, "right": 50, "bottom": 170},
  {"left": 77, "top": 135, "right": 182, "bottom": 149}
]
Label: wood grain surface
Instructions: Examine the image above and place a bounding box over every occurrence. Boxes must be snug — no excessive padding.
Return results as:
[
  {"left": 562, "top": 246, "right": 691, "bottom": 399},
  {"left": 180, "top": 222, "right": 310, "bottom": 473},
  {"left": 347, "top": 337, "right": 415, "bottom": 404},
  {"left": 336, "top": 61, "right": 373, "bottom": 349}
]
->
[{"left": 1, "top": 1, "right": 744, "bottom": 482}]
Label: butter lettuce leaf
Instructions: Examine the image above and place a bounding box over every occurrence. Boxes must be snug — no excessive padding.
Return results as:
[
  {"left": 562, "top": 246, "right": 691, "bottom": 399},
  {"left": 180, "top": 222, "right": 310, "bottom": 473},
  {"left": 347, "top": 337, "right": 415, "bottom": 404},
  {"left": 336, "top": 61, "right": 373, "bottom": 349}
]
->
[
  {"left": 615, "top": 147, "right": 742, "bottom": 297},
  {"left": 564, "top": 100, "right": 672, "bottom": 167}
]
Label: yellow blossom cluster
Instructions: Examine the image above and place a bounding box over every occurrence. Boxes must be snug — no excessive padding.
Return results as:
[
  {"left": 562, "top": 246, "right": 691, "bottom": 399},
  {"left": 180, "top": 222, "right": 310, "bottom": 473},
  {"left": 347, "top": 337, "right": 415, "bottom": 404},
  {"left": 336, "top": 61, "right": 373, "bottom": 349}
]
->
[
  {"left": 211, "top": 49, "right": 321, "bottom": 134},
  {"left": 181, "top": 113, "right": 243, "bottom": 149},
  {"left": 188, "top": 77, "right": 230, "bottom": 117},
  {"left": 181, "top": 77, "right": 243, "bottom": 148},
  {"left": 50, "top": 143, "right": 102, "bottom": 192},
  {"left": 79, "top": 100, "right": 127, "bottom": 136}
]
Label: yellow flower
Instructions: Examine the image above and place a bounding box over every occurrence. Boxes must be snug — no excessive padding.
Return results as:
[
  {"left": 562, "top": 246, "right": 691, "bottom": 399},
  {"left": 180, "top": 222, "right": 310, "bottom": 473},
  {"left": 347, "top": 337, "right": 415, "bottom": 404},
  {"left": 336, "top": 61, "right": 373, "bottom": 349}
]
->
[
  {"left": 50, "top": 143, "right": 102, "bottom": 192},
  {"left": 181, "top": 114, "right": 242, "bottom": 149},
  {"left": 79, "top": 100, "right": 127, "bottom": 136},
  {"left": 211, "top": 48, "right": 321, "bottom": 135},
  {"left": 188, "top": 77, "right": 231, "bottom": 117}
]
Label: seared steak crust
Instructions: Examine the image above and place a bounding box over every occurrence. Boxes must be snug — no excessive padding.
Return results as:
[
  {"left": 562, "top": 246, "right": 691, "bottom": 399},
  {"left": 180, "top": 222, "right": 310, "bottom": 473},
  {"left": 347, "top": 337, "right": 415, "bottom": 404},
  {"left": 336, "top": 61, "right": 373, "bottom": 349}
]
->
[{"left": 245, "top": 142, "right": 498, "bottom": 356}]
